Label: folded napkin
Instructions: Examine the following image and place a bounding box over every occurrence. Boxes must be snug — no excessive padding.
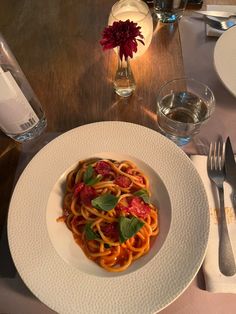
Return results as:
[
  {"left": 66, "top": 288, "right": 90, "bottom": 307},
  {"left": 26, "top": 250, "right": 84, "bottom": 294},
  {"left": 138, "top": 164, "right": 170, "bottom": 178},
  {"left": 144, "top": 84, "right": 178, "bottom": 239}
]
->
[
  {"left": 206, "top": 5, "right": 236, "bottom": 37},
  {"left": 191, "top": 155, "right": 236, "bottom": 293}
]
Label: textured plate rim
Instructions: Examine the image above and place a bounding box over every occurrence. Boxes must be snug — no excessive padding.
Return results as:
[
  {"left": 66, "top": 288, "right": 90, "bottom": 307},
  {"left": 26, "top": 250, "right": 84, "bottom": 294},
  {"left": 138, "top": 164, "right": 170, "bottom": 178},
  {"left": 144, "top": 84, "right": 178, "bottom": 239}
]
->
[{"left": 8, "top": 121, "right": 209, "bottom": 314}]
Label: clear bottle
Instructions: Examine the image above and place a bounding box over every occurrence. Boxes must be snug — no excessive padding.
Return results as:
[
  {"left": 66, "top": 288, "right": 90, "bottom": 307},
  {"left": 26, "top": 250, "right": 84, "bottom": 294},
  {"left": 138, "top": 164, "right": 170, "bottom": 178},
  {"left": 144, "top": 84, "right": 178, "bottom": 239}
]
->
[{"left": 0, "top": 33, "right": 47, "bottom": 143}]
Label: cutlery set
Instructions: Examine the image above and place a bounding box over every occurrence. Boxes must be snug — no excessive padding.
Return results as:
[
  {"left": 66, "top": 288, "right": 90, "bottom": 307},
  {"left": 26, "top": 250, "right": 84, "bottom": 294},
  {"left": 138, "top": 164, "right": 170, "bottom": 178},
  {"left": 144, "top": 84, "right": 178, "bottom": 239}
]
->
[
  {"left": 194, "top": 10, "right": 236, "bottom": 31},
  {"left": 195, "top": 10, "right": 236, "bottom": 18},
  {"left": 207, "top": 137, "right": 236, "bottom": 276},
  {"left": 204, "top": 16, "right": 236, "bottom": 31}
]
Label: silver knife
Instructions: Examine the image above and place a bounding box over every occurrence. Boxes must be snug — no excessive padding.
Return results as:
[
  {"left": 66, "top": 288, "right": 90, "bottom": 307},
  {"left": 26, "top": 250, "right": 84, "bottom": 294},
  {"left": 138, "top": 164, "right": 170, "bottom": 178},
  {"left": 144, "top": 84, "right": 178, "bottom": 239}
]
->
[
  {"left": 194, "top": 10, "right": 236, "bottom": 18},
  {"left": 225, "top": 137, "right": 236, "bottom": 205}
]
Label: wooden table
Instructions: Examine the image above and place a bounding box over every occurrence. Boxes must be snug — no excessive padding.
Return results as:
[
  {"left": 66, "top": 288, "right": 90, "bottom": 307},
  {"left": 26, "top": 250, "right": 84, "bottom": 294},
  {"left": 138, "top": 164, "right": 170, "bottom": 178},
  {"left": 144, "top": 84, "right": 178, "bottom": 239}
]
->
[
  {"left": 0, "top": 1, "right": 236, "bottom": 313},
  {"left": 0, "top": 0, "right": 184, "bottom": 238}
]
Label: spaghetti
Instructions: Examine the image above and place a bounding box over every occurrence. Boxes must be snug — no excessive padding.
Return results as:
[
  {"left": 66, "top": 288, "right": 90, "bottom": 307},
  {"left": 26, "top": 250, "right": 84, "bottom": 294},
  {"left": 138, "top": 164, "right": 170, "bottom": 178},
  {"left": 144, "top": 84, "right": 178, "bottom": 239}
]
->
[{"left": 57, "top": 158, "right": 159, "bottom": 272}]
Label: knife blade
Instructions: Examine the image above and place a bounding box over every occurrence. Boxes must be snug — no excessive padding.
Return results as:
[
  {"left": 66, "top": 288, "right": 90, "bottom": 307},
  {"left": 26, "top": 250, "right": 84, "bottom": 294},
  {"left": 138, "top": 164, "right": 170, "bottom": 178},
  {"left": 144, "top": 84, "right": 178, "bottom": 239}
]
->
[
  {"left": 194, "top": 10, "right": 236, "bottom": 18},
  {"left": 225, "top": 137, "right": 236, "bottom": 191}
]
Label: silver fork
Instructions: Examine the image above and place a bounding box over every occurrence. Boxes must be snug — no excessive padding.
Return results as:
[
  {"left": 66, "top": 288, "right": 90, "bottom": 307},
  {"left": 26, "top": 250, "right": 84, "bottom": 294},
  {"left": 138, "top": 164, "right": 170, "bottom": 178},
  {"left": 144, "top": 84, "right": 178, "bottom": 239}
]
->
[
  {"left": 205, "top": 16, "right": 236, "bottom": 31},
  {"left": 207, "top": 141, "right": 236, "bottom": 276}
]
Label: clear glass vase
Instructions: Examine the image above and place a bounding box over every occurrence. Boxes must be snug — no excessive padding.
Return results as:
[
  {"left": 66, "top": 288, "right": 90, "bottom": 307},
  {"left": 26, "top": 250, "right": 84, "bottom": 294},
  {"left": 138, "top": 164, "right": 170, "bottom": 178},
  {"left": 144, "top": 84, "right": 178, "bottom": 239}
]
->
[{"left": 113, "top": 56, "right": 136, "bottom": 97}]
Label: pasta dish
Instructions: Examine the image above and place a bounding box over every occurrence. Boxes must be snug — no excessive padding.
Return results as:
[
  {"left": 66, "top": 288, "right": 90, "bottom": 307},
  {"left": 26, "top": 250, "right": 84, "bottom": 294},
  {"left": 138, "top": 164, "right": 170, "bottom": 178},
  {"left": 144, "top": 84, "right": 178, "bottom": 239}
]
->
[{"left": 57, "top": 158, "right": 159, "bottom": 272}]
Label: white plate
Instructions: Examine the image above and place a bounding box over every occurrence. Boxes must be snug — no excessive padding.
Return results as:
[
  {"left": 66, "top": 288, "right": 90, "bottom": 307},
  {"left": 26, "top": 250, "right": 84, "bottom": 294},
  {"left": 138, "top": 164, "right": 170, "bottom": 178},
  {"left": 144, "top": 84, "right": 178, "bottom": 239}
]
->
[
  {"left": 214, "top": 26, "right": 236, "bottom": 97},
  {"left": 8, "top": 121, "right": 209, "bottom": 314}
]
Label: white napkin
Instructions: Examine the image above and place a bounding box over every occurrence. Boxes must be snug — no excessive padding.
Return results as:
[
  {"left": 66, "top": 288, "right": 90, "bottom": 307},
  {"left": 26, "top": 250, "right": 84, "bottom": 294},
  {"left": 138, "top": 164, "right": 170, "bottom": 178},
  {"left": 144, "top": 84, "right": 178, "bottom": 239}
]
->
[
  {"left": 206, "top": 5, "right": 236, "bottom": 37},
  {"left": 191, "top": 155, "right": 236, "bottom": 293}
]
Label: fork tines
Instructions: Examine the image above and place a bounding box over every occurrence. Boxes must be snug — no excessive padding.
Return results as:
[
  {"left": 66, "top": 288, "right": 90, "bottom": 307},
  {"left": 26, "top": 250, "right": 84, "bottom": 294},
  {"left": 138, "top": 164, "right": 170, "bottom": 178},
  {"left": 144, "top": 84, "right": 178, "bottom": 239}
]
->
[{"left": 208, "top": 141, "right": 225, "bottom": 171}]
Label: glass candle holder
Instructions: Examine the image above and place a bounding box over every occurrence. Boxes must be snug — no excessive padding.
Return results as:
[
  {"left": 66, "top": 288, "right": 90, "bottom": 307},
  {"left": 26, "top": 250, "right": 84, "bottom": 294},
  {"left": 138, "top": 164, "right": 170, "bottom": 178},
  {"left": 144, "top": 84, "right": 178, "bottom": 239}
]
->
[{"left": 108, "top": 0, "right": 153, "bottom": 57}]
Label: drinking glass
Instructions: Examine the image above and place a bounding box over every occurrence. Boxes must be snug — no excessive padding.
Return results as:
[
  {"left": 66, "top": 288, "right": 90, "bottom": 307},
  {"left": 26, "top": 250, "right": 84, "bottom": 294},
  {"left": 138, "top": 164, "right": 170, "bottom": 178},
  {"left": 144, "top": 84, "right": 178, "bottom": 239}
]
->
[
  {"left": 156, "top": 78, "right": 215, "bottom": 146},
  {"left": 154, "top": 0, "right": 188, "bottom": 23},
  {"left": 108, "top": 0, "right": 153, "bottom": 57}
]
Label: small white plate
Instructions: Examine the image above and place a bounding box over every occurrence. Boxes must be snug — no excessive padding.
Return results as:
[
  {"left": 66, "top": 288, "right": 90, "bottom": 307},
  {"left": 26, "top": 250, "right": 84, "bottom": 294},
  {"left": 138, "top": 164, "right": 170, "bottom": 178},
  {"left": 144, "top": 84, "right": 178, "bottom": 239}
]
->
[
  {"left": 214, "top": 26, "right": 236, "bottom": 97},
  {"left": 8, "top": 121, "right": 209, "bottom": 314}
]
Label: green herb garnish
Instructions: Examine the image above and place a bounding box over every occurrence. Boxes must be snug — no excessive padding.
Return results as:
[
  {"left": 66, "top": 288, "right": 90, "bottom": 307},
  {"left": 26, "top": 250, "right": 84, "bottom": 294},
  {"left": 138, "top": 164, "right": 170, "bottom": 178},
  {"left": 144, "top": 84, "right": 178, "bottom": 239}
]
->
[
  {"left": 83, "top": 165, "right": 102, "bottom": 186},
  {"left": 133, "top": 189, "right": 150, "bottom": 204},
  {"left": 84, "top": 223, "right": 100, "bottom": 240},
  {"left": 83, "top": 165, "right": 94, "bottom": 184},
  {"left": 119, "top": 216, "right": 145, "bottom": 243},
  {"left": 91, "top": 194, "right": 119, "bottom": 211},
  {"left": 86, "top": 175, "right": 102, "bottom": 186}
]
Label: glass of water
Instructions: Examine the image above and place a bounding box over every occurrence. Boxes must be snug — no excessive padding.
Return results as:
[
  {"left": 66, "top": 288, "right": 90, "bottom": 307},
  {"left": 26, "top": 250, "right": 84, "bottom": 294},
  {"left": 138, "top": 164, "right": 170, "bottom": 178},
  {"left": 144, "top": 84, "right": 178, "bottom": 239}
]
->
[
  {"left": 154, "top": 0, "right": 188, "bottom": 23},
  {"left": 156, "top": 78, "right": 215, "bottom": 146}
]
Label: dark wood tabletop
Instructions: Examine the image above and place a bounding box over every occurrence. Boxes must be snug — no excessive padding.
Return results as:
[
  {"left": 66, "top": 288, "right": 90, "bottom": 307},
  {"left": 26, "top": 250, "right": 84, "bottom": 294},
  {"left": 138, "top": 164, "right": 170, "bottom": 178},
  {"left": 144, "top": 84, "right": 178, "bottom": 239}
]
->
[
  {"left": 0, "top": 0, "right": 185, "bottom": 132},
  {"left": 0, "top": 0, "right": 185, "bottom": 236},
  {"left": 0, "top": 0, "right": 236, "bottom": 313}
]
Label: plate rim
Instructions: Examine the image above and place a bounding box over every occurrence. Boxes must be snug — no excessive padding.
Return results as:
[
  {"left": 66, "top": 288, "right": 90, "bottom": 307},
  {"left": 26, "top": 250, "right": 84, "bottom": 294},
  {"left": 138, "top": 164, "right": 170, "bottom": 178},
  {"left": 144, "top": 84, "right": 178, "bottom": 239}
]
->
[
  {"left": 7, "top": 121, "right": 209, "bottom": 314},
  {"left": 214, "top": 26, "right": 236, "bottom": 97}
]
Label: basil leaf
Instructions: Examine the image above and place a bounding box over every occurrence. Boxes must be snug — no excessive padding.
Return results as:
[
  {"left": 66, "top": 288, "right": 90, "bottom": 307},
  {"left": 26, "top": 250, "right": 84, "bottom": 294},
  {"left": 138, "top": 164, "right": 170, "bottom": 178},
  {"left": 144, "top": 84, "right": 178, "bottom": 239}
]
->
[
  {"left": 91, "top": 194, "right": 119, "bottom": 211},
  {"left": 119, "top": 216, "right": 145, "bottom": 243},
  {"left": 84, "top": 223, "right": 99, "bottom": 240},
  {"left": 133, "top": 189, "right": 150, "bottom": 204},
  {"left": 86, "top": 175, "right": 102, "bottom": 186},
  {"left": 83, "top": 165, "right": 94, "bottom": 184}
]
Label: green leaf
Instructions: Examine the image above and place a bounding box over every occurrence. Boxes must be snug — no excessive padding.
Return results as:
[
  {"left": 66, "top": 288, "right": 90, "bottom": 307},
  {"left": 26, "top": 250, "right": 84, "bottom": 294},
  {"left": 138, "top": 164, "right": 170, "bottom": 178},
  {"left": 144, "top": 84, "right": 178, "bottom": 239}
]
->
[
  {"left": 86, "top": 174, "right": 102, "bottom": 186},
  {"left": 83, "top": 165, "right": 94, "bottom": 184},
  {"left": 84, "top": 223, "right": 100, "bottom": 240},
  {"left": 133, "top": 189, "right": 150, "bottom": 204},
  {"left": 83, "top": 165, "right": 103, "bottom": 186},
  {"left": 91, "top": 194, "right": 119, "bottom": 211},
  {"left": 119, "top": 216, "right": 145, "bottom": 243}
]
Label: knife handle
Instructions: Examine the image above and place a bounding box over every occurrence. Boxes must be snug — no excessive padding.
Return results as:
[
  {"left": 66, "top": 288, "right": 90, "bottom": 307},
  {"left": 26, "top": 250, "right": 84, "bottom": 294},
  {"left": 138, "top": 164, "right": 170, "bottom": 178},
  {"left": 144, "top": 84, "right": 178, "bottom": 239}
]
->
[{"left": 218, "top": 187, "right": 236, "bottom": 276}]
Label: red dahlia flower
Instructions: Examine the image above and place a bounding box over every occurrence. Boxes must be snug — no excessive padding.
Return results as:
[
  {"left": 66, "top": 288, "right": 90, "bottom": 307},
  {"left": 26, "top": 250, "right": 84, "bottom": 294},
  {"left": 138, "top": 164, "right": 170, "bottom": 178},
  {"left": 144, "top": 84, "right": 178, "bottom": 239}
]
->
[{"left": 100, "top": 19, "right": 144, "bottom": 60}]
